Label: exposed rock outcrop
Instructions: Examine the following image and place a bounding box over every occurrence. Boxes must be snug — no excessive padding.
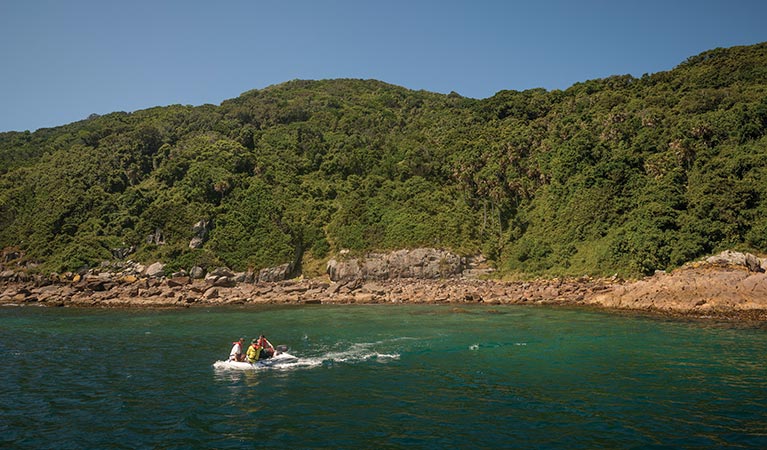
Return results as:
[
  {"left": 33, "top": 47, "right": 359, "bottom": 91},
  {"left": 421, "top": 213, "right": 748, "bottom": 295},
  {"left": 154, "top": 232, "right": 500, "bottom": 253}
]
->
[
  {"left": 702, "top": 249, "right": 765, "bottom": 272},
  {"left": 259, "top": 262, "right": 295, "bottom": 282},
  {"left": 327, "top": 248, "right": 466, "bottom": 282},
  {"left": 190, "top": 266, "right": 205, "bottom": 279},
  {"left": 111, "top": 246, "right": 135, "bottom": 260},
  {"left": 144, "top": 262, "right": 165, "bottom": 278},
  {"left": 146, "top": 228, "right": 165, "bottom": 246},
  {"left": 205, "top": 267, "right": 236, "bottom": 287},
  {"left": 189, "top": 219, "right": 211, "bottom": 249},
  {"left": 586, "top": 250, "right": 767, "bottom": 317}
]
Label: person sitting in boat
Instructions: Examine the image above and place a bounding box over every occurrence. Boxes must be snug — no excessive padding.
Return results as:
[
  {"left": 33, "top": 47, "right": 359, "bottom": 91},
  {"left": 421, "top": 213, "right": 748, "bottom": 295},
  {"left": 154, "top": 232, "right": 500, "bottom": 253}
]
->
[
  {"left": 257, "top": 335, "right": 276, "bottom": 359},
  {"left": 229, "top": 337, "right": 245, "bottom": 362},
  {"left": 246, "top": 339, "right": 261, "bottom": 363}
]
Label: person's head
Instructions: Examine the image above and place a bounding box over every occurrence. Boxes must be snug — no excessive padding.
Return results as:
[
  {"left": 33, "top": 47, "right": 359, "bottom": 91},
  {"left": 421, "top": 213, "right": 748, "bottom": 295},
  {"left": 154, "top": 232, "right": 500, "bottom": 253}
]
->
[
  {"left": 252, "top": 339, "right": 258, "bottom": 345},
  {"left": 239, "top": 337, "right": 245, "bottom": 343}
]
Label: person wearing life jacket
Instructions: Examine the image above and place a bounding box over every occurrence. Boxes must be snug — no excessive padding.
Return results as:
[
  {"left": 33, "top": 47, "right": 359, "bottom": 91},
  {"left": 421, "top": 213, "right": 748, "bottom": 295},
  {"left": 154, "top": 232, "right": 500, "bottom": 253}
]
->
[
  {"left": 229, "top": 337, "right": 245, "bottom": 362},
  {"left": 246, "top": 339, "right": 261, "bottom": 363},
  {"left": 257, "top": 335, "right": 276, "bottom": 359}
]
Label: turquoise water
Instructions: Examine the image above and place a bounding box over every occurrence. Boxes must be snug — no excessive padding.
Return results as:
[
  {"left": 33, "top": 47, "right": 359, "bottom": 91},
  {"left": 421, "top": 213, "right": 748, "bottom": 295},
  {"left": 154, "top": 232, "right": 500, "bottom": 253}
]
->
[{"left": 1, "top": 304, "right": 766, "bottom": 449}]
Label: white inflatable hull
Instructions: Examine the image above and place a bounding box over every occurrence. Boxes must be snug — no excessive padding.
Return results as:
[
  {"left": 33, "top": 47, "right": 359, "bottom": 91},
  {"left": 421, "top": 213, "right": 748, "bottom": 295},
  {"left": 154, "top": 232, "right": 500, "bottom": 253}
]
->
[{"left": 213, "top": 352, "right": 298, "bottom": 370}]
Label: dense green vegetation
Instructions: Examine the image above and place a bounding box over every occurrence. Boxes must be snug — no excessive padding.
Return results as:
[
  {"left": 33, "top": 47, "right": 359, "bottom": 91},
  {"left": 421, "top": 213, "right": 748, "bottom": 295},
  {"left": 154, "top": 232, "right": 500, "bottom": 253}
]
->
[{"left": 2, "top": 43, "right": 766, "bottom": 277}]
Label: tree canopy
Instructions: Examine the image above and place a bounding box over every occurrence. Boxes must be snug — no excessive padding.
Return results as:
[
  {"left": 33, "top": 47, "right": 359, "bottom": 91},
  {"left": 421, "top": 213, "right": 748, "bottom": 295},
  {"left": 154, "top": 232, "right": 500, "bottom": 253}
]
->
[{"left": 2, "top": 43, "right": 767, "bottom": 278}]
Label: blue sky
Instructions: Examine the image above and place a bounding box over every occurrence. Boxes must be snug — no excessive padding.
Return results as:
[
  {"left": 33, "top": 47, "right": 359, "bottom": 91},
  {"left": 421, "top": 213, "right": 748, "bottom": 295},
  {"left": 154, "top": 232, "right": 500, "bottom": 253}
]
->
[{"left": 1, "top": 0, "right": 766, "bottom": 132}]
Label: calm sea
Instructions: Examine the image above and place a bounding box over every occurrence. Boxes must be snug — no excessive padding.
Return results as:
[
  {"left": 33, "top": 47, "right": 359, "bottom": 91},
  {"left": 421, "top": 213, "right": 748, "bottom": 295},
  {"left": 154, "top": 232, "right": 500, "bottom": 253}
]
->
[{"left": 1, "top": 304, "right": 765, "bottom": 449}]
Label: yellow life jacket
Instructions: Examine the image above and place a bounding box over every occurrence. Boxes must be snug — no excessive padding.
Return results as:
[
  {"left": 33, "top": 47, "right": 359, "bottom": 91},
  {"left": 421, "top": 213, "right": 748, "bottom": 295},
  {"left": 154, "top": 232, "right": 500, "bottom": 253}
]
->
[{"left": 246, "top": 345, "right": 260, "bottom": 363}]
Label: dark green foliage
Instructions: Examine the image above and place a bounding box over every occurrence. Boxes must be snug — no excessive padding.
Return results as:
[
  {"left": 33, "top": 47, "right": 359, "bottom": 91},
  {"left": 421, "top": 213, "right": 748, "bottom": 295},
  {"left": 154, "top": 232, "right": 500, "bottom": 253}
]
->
[{"left": 2, "top": 43, "right": 767, "bottom": 277}]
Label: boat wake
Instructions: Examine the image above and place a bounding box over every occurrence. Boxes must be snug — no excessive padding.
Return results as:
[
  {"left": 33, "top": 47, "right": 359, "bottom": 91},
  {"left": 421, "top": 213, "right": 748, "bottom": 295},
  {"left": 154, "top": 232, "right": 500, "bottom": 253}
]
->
[
  {"left": 319, "top": 340, "right": 401, "bottom": 365},
  {"left": 213, "top": 339, "right": 402, "bottom": 372}
]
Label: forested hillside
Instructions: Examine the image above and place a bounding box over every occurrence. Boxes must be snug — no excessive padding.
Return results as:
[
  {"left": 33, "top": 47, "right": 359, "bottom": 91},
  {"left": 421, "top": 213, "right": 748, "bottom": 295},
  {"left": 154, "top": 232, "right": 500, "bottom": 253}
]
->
[{"left": 1, "top": 43, "right": 766, "bottom": 277}]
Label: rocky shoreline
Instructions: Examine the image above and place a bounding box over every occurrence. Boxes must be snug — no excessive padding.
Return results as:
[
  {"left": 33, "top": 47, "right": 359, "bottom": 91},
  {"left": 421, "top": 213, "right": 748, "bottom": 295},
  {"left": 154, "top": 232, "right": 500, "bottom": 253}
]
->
[{"left": 1, "top": 250, "right": 766, "bottom": 322}]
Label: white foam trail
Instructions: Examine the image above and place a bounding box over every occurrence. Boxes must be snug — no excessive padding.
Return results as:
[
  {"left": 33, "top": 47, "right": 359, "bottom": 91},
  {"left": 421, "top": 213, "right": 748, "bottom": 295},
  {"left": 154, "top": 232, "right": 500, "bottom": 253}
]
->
[
  {"left": 322, "top": 341, "right": 401, "bottom": 364},
  {"left": 267, "top": 358, "right": 323, "bottom": 371},
  {"left": 308, "top": 338, "right": 406, "bottom": 366},
  {"left": 216, "top": 337, "right": 405, "bottom": 372}
]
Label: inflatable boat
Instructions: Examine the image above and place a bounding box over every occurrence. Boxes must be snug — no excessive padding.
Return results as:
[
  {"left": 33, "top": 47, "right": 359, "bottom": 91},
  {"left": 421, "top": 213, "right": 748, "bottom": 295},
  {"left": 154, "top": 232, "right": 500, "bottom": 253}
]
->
[{"left": 213, "top": 345, "right": 297, "bottom": 370}]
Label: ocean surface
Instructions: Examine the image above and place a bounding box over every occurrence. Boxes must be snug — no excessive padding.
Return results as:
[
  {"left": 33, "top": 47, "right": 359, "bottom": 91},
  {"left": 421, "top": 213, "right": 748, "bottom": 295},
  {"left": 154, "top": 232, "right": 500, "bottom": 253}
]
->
[{"left": 1, "top": 304, "right": 766, "bottom": 449}]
